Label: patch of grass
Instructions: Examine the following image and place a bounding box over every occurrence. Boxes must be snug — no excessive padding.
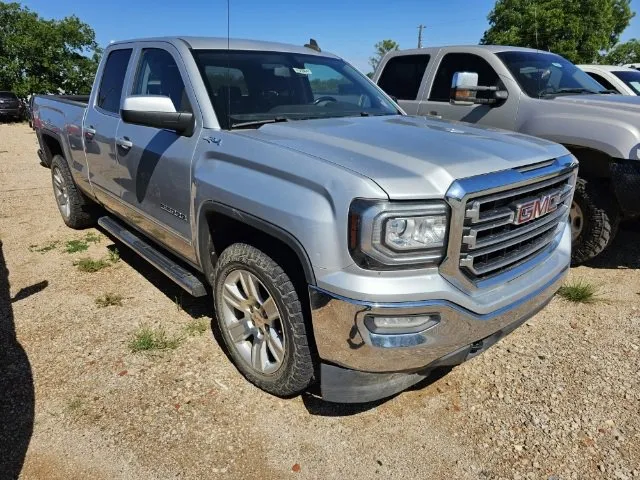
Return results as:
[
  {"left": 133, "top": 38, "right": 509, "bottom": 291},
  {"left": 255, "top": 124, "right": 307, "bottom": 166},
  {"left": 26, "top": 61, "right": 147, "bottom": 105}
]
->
[
  {"left": 85, "top": 232, "right": 102, "bottom": 244},
  {"left": 108, "top": 248, "right": 120, "bottom": 263},
  {"left": 175, "top": 294, "right": 183, "bottom": 312},
  {"left": 67, "top": 398, "right": 83, "bottom": 412},
  {"left": 74, "top": 257, "right": 110, "bottom": 273},
  {"left": 184, "top": 318, "right": 209, "bottom": 336},
  {"left": 29, "top": 241, "right": 59, "bottom": 253},
  {"left": 95, "top": 293, "right": 123, "bottom": 308},
  {"left": 128, "top": 326, "right": 182, "bottom": 353},
  {"left": 64, "top": 239, "right": 89, "bottom": 253},
  {"left": 557, "top": 279, "right": 599, "bottom": 303}
]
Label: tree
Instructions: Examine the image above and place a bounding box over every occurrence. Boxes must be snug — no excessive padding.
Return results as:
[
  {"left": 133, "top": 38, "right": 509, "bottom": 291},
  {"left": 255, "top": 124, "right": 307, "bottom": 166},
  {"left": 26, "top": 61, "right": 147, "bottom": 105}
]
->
[
  {"left": 480, "top": 0, "right": 634, "bottom": 64},
  {"left": 601, "top": 38, "right": 640, "bottom": 64},
  {"left": 0, "top": 2, "right": 101, "bottom": 97},
  {"left": 369, "top": 39, "right": 400, "bottom": 72}
]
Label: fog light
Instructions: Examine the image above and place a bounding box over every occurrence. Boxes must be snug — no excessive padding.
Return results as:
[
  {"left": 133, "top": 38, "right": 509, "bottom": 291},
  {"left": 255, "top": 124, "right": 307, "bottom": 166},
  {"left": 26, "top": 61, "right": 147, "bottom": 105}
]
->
[{"left": 364, "top": 314, "right": 440, "bottom": 335}]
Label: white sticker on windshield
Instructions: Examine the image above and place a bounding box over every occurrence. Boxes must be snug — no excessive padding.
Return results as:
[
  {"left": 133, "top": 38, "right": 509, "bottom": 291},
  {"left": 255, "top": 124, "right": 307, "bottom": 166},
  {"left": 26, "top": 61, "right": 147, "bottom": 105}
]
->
[
  {"left": 552, "top": 62, "right": 563, "bottom": 68},
  {"left": 293, "top": 67, "right": 312, "bottom": 75}
]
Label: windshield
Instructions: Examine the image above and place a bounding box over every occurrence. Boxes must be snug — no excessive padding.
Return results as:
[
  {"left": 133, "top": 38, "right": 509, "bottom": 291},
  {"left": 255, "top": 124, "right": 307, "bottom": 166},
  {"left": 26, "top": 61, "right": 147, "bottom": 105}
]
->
[
  {"left": 192, "top": 50, "right": 399, "bottom": 129},
  {"left": 496, "top": 51, "right": 609, "bottom": 98},
  {"left": 612, "top": 70, "right": 640, "bottom": 95}
]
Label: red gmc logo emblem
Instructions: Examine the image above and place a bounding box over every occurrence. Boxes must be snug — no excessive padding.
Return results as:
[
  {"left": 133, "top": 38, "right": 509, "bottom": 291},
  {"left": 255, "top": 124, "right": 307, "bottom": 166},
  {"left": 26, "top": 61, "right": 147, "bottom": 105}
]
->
[{"left": 513, "top": 190, "right": 562, "bottom": 225}]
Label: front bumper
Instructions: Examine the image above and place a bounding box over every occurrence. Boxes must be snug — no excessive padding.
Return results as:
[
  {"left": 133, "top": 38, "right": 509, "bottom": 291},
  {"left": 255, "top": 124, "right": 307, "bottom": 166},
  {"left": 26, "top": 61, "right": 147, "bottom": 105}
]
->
[
  {"left": 309, "top": 265, "right": 567, "bottom": 376},
  {"left": 0, "top": 107, "right": 20, "bottom": 117}
]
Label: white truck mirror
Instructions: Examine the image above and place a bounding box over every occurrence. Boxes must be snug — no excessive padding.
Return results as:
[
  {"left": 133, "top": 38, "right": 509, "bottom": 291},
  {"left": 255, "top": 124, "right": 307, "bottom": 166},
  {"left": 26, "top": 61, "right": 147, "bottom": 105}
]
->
[{"left": 450, "top": 72, "right": 479, "bottom": 106}]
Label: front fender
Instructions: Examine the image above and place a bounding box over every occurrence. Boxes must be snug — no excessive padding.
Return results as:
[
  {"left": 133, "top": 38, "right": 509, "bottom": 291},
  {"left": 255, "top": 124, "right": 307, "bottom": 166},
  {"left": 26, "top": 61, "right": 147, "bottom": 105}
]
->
[{"left": 520, "top": 113, "right": 640, "bottom": 160}]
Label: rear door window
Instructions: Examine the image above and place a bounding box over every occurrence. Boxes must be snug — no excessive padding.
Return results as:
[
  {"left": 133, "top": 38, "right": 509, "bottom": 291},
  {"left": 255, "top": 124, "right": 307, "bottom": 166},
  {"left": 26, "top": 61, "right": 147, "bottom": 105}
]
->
[
  {"left": 96, "top": 48, "right": 132, "bottom": 114},
  {"left": 378, "top": 55, "right": 430, "bottom": 100},
  {"left": 585, "top": 72, "right": 618, "bottom": 92}
]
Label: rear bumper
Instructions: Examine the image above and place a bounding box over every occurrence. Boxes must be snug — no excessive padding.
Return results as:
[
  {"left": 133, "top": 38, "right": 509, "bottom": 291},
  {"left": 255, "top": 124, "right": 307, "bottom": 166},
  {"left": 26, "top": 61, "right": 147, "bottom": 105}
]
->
[{"left": 309, "top": 265, "right": 567, "bottom": 402}]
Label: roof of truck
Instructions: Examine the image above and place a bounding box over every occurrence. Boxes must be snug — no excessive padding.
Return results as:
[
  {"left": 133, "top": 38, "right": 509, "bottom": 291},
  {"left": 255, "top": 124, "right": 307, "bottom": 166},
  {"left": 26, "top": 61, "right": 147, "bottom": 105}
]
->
[
  {"left": 577, "top": 64, "right": 639, "bottom": 72},
  {"left": 108, "top": 36, "right": 339, "bottom": 58},
  {"left": 389, "top": 45, "right": 557, "bottom": 56}
]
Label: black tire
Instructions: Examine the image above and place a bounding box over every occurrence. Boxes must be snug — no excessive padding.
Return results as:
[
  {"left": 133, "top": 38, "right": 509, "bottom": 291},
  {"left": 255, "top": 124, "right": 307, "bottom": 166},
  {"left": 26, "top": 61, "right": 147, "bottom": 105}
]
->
[
  {"left": 213, "top": 243, "right": 315, "bottom": 397},
  {"left": 571, "top": 178, "right": 620, "bottom": 265},
  {"left": 51, "top": 155, "right": 95, "bottom": 229}
]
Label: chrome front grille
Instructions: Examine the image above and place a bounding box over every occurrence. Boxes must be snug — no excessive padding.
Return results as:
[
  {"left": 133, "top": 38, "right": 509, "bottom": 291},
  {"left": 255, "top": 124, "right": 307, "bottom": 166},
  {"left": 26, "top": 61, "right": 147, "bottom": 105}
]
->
[
  {"left": 460, "top": 171, "right": 574, "bottom": 280},
  {"left": 441, "top": 154, "right": 578, "bottom": 291}
]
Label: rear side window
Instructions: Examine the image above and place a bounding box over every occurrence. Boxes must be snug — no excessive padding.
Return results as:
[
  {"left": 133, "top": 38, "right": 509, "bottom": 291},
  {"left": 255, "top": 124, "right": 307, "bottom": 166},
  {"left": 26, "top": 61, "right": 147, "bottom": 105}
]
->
[
  {"left": 133, "top": 48, "right": 192, "bottom": 112},
  {"left": 97, "top": 49, "right": 132, "bottom": 114},
  {"left": 429, "top": 53, "right": 499, "bottom": 102},
  {"left": 585, "top": 72, "right": 618, "bottom": 92},
  {"left": 378, "top": 55, "right": 430, "bottom": 100}
]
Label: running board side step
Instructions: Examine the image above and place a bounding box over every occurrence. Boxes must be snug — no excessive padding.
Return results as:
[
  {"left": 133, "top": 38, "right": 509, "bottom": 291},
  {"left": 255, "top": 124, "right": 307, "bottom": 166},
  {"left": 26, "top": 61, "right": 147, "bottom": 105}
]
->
[{"left": 97, "top": 216, "right": 207, "bottom": 297}]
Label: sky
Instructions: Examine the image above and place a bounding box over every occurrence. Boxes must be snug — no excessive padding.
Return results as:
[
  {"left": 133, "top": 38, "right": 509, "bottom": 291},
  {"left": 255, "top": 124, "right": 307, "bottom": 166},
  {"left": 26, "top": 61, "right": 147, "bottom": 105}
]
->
[{"left": 19, "top": 0, "right": 640, "bottom": 73}]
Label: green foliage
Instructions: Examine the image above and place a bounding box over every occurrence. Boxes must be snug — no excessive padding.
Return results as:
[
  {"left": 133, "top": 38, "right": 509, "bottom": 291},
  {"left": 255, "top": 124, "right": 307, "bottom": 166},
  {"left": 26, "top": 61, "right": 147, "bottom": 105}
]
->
[
  {"left": 481, "top": 0, "right": 634, "bottom": 63},
  {"left": 557, "top": 279, "right": 599, "bottom": 303},
  {"left": 601, "top": 38, "right": 640, "bottom": 64},
  {"left": 84, "top": 232, "right": 102, "bottom": 244},
  {"left": 0, "top": 2, "right": 101, "bottom": 97},
  {"left": 64, "top": 239, "right": 89, "bottom": 254},
  {"left": 184, "top": 318, "right": 209, "bottom": 336},
  {"left": 95, "top": 293, "right": 123, "bottom": 308},
  {"left": 29, "top": 240, "right": 59, "bottom": 253},
  {"left": 128, "top": 326, "right": 182, "bottom": 353},
  {"left": 74, "top": 257, "right": 110, "bottom": 273},
  {"left": 108, "top": 248, "right": 120, "bottom": 263},
  {"left": 369, "top": 39, "right": 400, "bottom": 71}
]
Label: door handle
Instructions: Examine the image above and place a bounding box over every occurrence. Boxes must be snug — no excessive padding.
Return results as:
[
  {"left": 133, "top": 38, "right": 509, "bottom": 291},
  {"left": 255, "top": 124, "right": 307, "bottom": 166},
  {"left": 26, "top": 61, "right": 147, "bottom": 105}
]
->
[
  {"left": 84, "top": 126, "right": 96, "bottom": 141},
  {"left": 116, "top": 137, "right": 133, "bottom": 150}
]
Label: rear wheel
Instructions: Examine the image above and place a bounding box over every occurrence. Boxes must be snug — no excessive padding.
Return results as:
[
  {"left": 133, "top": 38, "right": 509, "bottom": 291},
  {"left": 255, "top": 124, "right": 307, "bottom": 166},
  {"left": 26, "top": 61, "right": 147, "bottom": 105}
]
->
[
  {"left": 51, "top": 155, "right": 95, "bottom": 229},
  {"left": 570, "top": 178, "right": 619, "bottom": 264},
  {"left": 213, "top": 243, "right": 315, "bottom": 397}
]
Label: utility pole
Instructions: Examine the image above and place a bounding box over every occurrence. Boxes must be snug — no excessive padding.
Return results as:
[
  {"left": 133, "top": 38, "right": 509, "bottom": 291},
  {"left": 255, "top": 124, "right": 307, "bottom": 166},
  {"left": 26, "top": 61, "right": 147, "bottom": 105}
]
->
[{"left": 417, "top": 24, "right": 425, "bottom": 48}]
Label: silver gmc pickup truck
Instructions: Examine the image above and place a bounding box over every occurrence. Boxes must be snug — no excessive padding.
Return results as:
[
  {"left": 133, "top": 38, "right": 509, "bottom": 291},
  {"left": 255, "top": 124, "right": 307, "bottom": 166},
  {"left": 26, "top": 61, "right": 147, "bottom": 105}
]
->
[
  {"left": 33, "top": 37, "right": 576, "bottom": 403},
  {"left": 374, "top": 45, "right": 640, "bottom": 264}
]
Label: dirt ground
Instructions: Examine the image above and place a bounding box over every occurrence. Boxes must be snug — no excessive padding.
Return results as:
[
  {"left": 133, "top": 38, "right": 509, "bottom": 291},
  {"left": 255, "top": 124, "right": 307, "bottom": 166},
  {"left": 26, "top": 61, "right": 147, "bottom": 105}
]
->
[{"left": 0, "top": 122, "right": 639, "bottom": 480}]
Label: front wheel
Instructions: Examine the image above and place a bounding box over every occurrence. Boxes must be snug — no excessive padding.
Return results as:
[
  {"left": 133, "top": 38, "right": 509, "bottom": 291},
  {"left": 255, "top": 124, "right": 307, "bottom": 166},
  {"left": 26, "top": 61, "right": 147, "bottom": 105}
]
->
[
  {"left": 213, "top": 243, "right": 315, "bottom": 397},
  {"left": 570, "top": 178, "right": 619, "bottom": 264}
]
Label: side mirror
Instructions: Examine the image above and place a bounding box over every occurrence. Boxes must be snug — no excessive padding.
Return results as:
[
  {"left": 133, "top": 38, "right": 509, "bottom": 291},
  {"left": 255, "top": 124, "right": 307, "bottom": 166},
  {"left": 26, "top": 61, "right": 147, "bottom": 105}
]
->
[
  {"left": 121, "top": 96, "right": 194, "bottom": 136},
  {"left": 450, "top": 71, "right": 509, "bottom": 106},
  {"left": 450, "top": 72, "right": 479, "bottom": 105}
]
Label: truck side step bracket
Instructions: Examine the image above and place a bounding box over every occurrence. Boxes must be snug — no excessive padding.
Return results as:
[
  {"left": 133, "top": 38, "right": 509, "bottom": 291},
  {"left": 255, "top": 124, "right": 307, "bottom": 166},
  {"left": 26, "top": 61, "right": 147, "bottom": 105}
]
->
[{"left": 97, "top": 216, "right": 207, "bottom": 297}]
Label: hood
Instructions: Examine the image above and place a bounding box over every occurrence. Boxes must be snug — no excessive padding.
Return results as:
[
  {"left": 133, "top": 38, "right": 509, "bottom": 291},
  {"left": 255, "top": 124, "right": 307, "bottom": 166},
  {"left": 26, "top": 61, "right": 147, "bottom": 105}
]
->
[
  {"left": 239, "top": 115, "right": 568, "bottom": 199},
  {"left": 551, "top": 93, "right": 640, "bottom": 114}
]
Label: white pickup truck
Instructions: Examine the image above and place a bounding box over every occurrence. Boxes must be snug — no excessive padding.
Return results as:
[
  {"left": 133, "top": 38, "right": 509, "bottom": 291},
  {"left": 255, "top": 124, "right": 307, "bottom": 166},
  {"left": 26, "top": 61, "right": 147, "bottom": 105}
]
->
[{"left": 374, "top": 45, "right": 640, "bottom": 264}]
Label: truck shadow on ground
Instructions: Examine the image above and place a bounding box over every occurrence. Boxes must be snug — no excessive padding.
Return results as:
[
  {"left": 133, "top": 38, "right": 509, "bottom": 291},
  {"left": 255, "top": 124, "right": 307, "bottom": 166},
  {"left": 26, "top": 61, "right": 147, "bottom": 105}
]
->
[
  {"left": 102, "top": 236, "right": 460, "bottom": 416},
  {"left": 0, "top": 242, "right": 38, "bottom": 479},
  {"left": 584, "top": 221, "right": 640, "bottom": 270}
]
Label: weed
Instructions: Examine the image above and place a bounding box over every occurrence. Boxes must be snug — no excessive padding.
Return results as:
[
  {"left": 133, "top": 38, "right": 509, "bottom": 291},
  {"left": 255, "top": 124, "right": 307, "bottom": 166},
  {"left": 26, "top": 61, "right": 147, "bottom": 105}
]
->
[
  {"left": 108, "top": 248, "right": 120, "bottom": 263},
  {"left": 557, "top": 279, "right": 599, "bottom": 303},
  {"left": 85, "top": 232, "right": 102, "bottom": 244},
  {"left": 175, "top": 294, "right": 183, "bottom": 312},
  {"left": 128, "top": 326, "right": 182, "bottom": 353},
  {"left": 65, "top": 239, "right": 89, "bottom": 253},
  {"left": 95, "top": 293, "right": 124, "bottom": 308},
  {"left": 184, "top": 318, "right": 209, "bottom": 336},
  {"left": 29, "top": 241, "right": 59, "bottom": 253},
  {"left": 67, "top": 398, "right": 83, "bottom": 412},
  {"left": 74, "top": 257, "right": 110, "bottom": 273}
]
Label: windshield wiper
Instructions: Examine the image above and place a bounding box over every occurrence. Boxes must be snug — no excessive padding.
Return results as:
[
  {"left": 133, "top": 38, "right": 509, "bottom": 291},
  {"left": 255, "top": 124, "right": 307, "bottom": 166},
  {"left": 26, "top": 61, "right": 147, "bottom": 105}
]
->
[
  {"left": 231, "top": 117, "right": 290, "bottom": 129},
  {"left": 540, "top": 87, "right": 599, "bottom": 97}
]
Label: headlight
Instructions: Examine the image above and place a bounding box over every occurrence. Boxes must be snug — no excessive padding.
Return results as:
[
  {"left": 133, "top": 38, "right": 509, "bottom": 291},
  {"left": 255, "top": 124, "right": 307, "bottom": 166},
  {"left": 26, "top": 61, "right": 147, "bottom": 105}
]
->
[{"left": 349, "top": 200, "right": 449, "bottom": 269}]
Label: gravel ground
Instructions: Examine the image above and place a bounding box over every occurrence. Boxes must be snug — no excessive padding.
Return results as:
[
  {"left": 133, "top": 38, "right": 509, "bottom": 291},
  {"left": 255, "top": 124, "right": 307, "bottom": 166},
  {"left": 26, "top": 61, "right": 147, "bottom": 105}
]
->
[{"left": 0, "top": 122, "right": 639, "bottom": 480}]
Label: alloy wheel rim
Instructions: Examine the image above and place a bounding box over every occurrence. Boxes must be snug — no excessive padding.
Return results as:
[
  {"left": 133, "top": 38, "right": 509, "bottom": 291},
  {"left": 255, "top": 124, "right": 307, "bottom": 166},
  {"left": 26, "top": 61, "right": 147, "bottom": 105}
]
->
[
  {"left": 52, "top": 167, "right": 70, "bottom": 219},
  {"left": 220, "top": 269, "right": 286, "bottom": 375},
  {"left": 570, "top": 200, "right": 584, "bottom": 242}
]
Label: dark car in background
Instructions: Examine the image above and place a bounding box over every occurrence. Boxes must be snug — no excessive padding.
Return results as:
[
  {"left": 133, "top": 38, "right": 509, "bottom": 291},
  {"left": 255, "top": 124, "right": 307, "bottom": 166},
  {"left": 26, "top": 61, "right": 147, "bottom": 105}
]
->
[{"left": 0, "top": 91, "right": 24, "bottom": 121}]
